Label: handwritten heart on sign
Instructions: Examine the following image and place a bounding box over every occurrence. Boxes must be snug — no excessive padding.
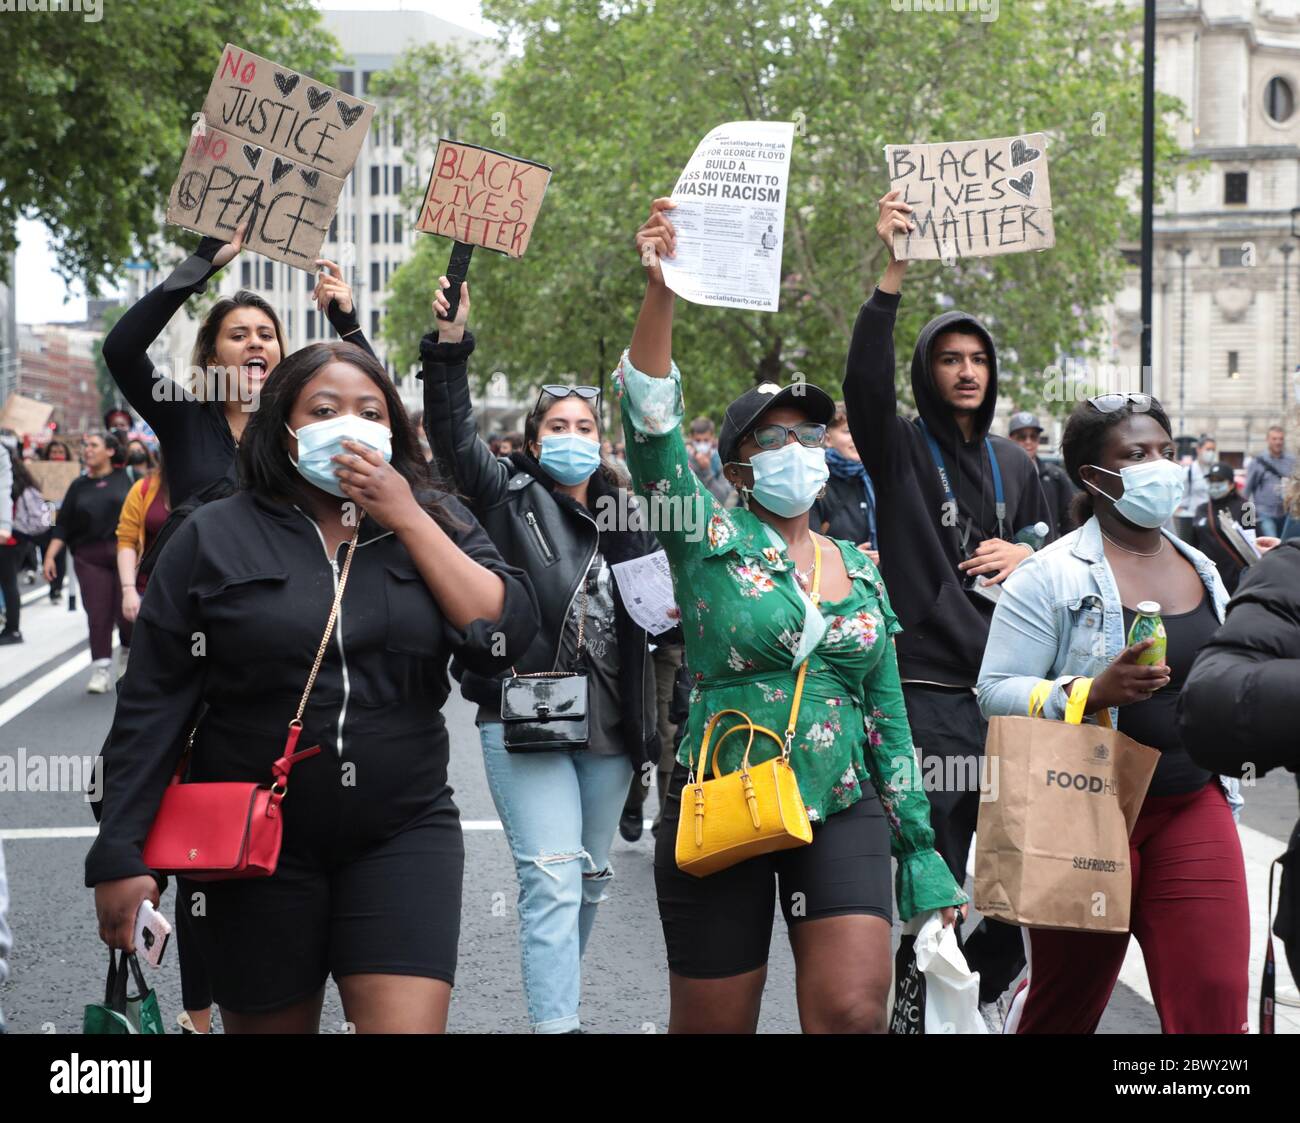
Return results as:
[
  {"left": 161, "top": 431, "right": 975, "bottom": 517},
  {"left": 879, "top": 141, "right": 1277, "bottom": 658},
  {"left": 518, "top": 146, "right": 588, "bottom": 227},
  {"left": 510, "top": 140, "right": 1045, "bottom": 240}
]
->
[
  {"left": 299, "top": 168, "right": 320, "bottom": 189},
  {"left": 1008, "top": 170, "right": 1035, "bottom": 199},
  {"left": 1010, "top": 138, "right": 1041, "bottom": 168},
  {"left": 273, "top": 72, "right": 300, "bottom": 98},
  {"left": 242, "top": 144, "right": 263, "bottom": 170},
  {"left": 336, "top": 101, "right": 364, "bottom": 128},
  {"left": 271, "top": 156, "right": 295, "bottom": 185},
  {"left": 306, "top": 87, "right": 331, "bottom": 112}
]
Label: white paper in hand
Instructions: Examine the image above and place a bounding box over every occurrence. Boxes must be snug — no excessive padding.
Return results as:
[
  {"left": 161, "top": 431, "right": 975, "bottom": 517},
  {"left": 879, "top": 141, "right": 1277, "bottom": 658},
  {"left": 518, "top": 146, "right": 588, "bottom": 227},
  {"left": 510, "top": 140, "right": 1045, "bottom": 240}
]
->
[
  {"left": 611, "top": 550, "right": 680, "bottom": 636},
  {"left": 659, "top": 121, "right": 795, "bottom": 312}
]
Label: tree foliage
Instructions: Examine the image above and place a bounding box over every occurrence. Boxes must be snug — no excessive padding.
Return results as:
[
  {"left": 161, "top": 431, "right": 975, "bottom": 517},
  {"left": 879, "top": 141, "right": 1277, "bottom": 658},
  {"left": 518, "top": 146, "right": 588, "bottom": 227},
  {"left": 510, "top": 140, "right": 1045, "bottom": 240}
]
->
[
  {"left": 0, "top": 0, "right": 339, "bottom": 290},
  {"left": 379, "top": 0, "right": 1182, "bottom": 423}
]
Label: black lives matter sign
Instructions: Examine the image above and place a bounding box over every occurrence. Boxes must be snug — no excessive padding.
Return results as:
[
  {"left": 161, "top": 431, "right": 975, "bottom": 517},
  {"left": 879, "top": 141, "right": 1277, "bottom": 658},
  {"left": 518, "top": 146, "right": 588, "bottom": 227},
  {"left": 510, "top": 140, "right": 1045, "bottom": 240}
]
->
[
  {"left": 167, "top": 44, "right": 375, "bottom": 268},
  {"left": 885, "top": 133, "right": 1054, "bottom": 261}
]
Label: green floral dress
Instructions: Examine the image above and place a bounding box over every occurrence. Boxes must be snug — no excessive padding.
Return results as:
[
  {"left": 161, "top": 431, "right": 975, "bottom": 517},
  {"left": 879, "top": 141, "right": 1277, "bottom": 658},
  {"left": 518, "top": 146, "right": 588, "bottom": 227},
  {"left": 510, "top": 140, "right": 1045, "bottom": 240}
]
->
[{"left": 615, "top": 352, "right": 965, "bottom": 920}]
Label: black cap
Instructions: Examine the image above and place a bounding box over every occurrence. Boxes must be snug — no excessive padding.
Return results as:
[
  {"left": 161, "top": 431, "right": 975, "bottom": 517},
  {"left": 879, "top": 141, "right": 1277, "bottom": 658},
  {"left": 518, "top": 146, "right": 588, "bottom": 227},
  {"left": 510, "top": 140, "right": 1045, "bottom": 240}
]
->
[
  {"left": 1206, "top": 461, "right": 1235, "bottom": 485},
  {"left": 718, "top": 381, "right": 836, "bottom": 465}
]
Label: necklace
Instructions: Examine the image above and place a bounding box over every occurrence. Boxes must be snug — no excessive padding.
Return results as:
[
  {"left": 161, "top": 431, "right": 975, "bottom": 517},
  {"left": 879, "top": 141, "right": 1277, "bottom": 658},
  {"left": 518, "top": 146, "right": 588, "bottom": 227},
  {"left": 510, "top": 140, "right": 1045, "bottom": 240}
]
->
[
  {"left": 793, "top": 534, "right": 817, "bottom": 586},
  {"left": 1100, "top": 528, "right": 1164, "bottom": 557}
]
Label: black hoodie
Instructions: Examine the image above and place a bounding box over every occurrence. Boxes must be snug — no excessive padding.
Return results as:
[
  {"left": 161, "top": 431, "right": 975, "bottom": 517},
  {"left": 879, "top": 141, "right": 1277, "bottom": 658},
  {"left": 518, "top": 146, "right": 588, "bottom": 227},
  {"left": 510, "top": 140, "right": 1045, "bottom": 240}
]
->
[{"left": 841, "top": 288, "right": 1051, "bottom": 686}]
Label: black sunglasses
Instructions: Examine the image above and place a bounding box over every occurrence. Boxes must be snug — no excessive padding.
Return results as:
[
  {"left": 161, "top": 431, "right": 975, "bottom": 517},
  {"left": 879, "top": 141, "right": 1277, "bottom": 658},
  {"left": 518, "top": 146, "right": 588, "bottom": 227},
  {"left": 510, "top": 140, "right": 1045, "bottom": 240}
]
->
[
  {"left": 1088, "top": 393, "right": 1153, "bottom": 415},
  {"left": 750, "top": 421, "right": 827, "bottom": 451},
  {"left": 535, "top": 384, "right": 601, "bottom": 414}
]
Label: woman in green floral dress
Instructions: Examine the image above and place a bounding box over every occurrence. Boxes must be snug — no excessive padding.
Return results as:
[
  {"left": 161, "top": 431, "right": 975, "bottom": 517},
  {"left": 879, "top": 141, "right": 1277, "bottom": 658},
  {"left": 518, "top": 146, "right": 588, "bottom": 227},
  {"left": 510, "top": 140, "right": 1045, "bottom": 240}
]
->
[{"left": 619, "top": 199, "right": 966, "bottom": 1033}]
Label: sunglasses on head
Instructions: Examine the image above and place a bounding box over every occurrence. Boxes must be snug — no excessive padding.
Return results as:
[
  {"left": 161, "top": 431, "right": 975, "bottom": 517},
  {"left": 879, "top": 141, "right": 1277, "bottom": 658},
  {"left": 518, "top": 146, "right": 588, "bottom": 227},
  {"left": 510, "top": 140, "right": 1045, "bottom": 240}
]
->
[
  {"left": 749, "top": 421, "right": 827, "bottom": 451},
  {"left": 1088, "top": 393, "right": 1153, "bottom": 414},
  {"left": 535, "top": 384, "right": 601, "bottom": 413}
]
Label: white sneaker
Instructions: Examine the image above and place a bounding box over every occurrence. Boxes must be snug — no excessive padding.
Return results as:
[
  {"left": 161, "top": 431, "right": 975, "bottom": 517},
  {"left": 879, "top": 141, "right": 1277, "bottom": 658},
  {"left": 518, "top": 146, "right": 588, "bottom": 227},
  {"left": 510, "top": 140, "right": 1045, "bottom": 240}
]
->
[
  {"left": 86, "top": 666, "right": 112, "bottom": 694},
  {"left": 979, "top": 996, "right": 1010, "bottom": 1034}
]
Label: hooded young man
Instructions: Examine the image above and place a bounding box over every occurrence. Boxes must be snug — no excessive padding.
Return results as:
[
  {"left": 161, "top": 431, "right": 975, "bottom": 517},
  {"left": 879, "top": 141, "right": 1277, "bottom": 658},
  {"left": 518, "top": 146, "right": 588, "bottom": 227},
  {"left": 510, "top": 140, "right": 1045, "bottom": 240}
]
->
[{"left": 841, "top": 191, "right": 1052, "bottom": 1021}]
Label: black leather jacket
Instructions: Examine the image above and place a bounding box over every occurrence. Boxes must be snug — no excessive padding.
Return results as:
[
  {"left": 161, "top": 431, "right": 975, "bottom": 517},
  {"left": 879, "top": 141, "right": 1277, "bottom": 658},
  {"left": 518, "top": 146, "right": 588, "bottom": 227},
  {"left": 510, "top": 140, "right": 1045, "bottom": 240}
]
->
[{"left": 419, "top": 330, "right": 660, "bottom": 767}]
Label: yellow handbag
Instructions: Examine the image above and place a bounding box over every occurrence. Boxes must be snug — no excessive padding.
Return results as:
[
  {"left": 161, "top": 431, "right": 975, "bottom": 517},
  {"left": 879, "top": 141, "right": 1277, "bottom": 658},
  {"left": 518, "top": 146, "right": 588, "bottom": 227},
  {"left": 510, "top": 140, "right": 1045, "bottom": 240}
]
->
[{"left": 675, "top": 536, "right": 821, "bottom": 877}]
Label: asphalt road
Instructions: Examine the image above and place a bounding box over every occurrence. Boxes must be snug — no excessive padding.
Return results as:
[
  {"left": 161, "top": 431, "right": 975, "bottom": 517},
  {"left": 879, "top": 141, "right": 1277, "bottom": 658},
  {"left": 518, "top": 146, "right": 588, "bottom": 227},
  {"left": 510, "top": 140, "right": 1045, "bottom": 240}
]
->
[{"left": 1, "top": 581, "right": 1293, "bottom": 1034}]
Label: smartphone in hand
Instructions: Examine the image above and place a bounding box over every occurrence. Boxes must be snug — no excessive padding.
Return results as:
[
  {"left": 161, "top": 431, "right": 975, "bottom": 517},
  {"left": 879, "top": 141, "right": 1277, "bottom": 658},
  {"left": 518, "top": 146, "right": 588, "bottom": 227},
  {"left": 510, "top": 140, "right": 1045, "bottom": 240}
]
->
[{"left": 134, "top": 900, "right": 172, "bottom": 968}]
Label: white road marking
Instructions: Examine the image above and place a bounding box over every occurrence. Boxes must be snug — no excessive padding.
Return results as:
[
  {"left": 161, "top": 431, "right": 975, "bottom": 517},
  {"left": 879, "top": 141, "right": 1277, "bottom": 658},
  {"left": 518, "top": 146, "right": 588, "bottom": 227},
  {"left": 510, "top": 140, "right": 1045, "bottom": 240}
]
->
[
  {"left": 0, "top": 648, "right": 92, "bottom": 730},
  {"left": 1, "top": 819, "right": 662, "bottom": 840}
]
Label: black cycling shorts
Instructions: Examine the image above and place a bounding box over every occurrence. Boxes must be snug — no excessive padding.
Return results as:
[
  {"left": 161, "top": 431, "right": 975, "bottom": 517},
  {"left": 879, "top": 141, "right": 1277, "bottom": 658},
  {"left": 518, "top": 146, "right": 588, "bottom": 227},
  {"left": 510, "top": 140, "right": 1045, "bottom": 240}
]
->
[
  {"left": 654, "top": 764, "right": 892, "bottom": 978},
  {"left": 178, "top": 792, "right": 464, "bottom": 1015}
]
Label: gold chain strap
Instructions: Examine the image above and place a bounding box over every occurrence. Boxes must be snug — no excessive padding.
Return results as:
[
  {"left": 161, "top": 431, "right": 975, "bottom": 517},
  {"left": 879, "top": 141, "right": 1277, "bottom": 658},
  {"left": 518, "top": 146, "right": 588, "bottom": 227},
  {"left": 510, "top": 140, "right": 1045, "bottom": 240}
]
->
[{"left": 293, "top": 525, "right": 363, "bottom": 722}]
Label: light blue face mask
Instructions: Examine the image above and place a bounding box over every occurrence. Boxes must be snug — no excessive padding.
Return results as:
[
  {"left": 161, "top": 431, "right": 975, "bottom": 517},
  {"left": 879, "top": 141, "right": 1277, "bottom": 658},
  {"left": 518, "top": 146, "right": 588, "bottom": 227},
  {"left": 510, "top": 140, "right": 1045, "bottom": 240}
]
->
[
  {"left": 539, "top": 434, "right": 602, "bottom": 485},
  {"left": 737, "top": 441, "right": 830, "bottom": 518},
  {"left": 1085, "top": 459, "right": 1184, "bottom": 529},
  {"left": 286, "top": 414, "right": 392, "bottom": 498}
]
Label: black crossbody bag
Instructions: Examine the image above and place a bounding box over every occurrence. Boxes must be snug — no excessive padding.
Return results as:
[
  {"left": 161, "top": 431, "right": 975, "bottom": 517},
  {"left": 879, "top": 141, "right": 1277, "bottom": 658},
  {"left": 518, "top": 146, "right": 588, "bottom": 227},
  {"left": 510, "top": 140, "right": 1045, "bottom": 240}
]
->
[{"left": 500, "top": 579, "right": 589, "bottom": 752}]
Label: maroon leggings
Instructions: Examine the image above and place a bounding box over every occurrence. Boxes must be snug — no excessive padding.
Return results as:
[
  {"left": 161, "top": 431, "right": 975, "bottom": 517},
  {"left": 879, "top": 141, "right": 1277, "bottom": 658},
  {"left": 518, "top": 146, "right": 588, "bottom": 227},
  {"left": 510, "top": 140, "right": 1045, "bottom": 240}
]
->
[
  {"left": 1007, "top": 780, "right": 1249, "bottom": 1034},
  {"left": 73, "top": 540, "right": 133, "bottom": 661}
]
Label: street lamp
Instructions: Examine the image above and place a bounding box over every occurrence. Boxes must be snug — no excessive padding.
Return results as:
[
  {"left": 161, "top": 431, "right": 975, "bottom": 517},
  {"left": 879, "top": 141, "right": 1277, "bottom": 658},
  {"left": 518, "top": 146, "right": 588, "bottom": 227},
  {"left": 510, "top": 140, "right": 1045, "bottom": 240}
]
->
[{"left": 1177, "top": 246, "right": 1191, "bottom": 436}]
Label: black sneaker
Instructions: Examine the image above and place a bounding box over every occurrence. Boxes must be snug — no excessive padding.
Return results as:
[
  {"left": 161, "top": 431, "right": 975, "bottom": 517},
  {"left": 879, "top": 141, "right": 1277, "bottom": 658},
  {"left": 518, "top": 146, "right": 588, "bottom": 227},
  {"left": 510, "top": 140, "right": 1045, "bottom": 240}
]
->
[
  {"left": 618, "top": 809, "right": 643, "bottom": 842},
  {"left": 0, "top": 631, "right": 22, "bottom": 645},
  {"left": 49, "top": 590, "right": 62, "bottom": 604}
]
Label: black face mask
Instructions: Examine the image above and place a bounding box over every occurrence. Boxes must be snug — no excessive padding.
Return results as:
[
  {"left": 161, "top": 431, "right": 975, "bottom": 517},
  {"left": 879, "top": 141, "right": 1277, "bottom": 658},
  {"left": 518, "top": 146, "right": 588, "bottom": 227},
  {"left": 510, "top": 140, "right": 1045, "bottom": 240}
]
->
[{"left": 127, "top": 451, "right": 148, "bottom": 466}]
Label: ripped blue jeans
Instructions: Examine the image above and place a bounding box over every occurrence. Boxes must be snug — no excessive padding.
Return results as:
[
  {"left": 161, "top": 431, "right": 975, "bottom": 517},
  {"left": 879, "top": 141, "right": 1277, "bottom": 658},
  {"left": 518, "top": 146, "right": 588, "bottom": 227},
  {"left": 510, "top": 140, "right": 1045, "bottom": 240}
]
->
[{"left": 479, "top": 722, "right": 634, "bottom": 1033}]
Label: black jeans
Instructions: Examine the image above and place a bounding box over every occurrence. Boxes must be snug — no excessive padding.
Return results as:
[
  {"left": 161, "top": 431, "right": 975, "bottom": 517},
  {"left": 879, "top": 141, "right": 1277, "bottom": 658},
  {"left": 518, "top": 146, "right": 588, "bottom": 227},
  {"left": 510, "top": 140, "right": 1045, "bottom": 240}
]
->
[
  {"left": 901, "top": 682, "right": 1026, "bottom": 1003},
  {"left": 0, "top": 541, "right": 19, "bottom": 635}
]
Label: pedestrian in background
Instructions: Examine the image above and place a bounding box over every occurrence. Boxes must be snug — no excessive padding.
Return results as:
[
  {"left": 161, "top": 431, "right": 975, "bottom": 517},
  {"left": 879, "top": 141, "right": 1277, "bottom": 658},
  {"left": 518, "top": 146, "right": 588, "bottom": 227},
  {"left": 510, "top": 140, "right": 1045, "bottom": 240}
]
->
[
  {"left": 813, "top": 401, "right": 879, "bottom": 565},
  {"left": 116, "top": 446, "right": 171, "bottom": 633},
  {"left": 1008, "top": 410, "right": 1076, "bottom": 541},
  {"left": 687, "top": 416, "right": 734, "bottom": 506},
  {"left": 1244, "top": 425, "right": 1295, "bottom": 539},
  {"left": 43, "top": 432, "right": 133, "bottom": 692}
]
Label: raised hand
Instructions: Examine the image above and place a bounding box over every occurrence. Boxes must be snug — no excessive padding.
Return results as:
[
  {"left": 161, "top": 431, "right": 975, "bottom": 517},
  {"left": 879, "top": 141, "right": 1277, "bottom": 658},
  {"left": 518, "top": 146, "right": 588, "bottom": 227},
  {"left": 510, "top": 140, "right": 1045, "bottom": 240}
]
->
[
  {"left": 432, "top": 275, "right": 469, "bottom": 343},
  {"left": 636, "top": 197, "right": 677, "bottom": 285},
  {"left": 876, "top": 189, "right": 914, "bottom": 263},
  {"left": 313, "top": 259, "right": 355, "bottom": 315}
]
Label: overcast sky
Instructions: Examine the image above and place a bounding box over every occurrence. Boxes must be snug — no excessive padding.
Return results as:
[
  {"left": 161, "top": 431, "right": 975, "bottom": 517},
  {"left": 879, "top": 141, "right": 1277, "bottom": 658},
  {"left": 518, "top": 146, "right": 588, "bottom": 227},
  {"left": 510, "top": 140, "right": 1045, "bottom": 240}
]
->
[{"left": 14, "top": 0, "right": 494, "bottom": 325}]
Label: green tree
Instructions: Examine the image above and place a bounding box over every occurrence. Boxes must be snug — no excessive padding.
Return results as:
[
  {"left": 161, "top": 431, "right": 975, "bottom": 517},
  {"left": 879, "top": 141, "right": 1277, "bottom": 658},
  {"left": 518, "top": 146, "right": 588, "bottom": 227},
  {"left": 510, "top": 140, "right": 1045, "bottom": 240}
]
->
[
  {"left": 379, "top": 0, "right": 1182, "bottom": 423},
  {"left": 0, "top": 0, "right": 340, "bottom": 290}
]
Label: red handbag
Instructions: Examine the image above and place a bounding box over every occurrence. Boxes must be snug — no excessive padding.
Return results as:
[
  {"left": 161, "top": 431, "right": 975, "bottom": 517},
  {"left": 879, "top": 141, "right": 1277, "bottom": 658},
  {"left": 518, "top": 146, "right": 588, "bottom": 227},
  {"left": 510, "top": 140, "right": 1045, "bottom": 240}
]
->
[{"left": 141, "top": 527, "right": 360, "bottom": 881}]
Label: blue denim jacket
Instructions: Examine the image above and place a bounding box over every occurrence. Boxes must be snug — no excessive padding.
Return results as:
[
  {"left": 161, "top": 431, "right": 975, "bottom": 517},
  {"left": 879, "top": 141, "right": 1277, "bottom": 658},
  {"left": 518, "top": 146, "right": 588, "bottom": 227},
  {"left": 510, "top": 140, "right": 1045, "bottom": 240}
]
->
[{"left": 976, "top": 517, "right": 1241, "bottom": 814}]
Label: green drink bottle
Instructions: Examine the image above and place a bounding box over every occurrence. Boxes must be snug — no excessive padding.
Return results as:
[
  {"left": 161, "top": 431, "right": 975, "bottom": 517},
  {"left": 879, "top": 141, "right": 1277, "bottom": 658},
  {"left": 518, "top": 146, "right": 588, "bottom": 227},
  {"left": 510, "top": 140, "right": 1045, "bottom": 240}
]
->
[{"left": 1126, "top": 601, "right": 1166, "bottom": 666}]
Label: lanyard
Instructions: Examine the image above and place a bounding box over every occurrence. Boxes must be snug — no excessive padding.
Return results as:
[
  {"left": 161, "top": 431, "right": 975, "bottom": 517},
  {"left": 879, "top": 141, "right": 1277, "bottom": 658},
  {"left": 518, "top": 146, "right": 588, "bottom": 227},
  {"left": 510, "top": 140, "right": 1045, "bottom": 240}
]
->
[{"left": 918, "top": 419, "right": 1006, "bottom": 547}]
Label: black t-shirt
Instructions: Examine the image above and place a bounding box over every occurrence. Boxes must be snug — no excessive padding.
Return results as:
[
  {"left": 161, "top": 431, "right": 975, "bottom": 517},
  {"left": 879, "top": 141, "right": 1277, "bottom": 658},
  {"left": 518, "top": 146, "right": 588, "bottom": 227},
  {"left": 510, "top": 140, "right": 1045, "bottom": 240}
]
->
[
  {"left": 1118, "top": 596, "right": 1218, "bottom": 797},
  {"left": 52, "top": 470, "right": 132, "bottom": 551},
  {"left": 557, "top": 550, "right": 623, "bottom": 755}
]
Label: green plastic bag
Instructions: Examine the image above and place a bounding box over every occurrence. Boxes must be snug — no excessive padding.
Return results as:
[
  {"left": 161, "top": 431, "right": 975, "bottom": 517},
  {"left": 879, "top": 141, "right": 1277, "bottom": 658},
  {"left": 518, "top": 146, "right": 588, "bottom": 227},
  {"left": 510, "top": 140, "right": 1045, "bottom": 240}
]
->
[{"left": 83, "top": 950, "right": 164, "bottom": 1035}]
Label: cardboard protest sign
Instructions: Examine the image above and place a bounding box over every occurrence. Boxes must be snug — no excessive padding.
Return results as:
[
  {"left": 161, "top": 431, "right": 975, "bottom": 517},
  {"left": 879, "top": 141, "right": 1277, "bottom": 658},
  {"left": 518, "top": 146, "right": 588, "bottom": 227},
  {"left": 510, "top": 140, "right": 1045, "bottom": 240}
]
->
[
  {"left": 885, "top": 133, "right": 1054, "bottom": 261},
  {"left": 0, "top": 394, "right": 53, "bottom": 437},
  {"left": 167, "top": 44, "right": 374, "bottom": 269},
  {"left": 416, "top": 140, "right": 552, "bottom": 258},
  {"left": 27, "top": 461, "right": 82, "bottom": 504}
]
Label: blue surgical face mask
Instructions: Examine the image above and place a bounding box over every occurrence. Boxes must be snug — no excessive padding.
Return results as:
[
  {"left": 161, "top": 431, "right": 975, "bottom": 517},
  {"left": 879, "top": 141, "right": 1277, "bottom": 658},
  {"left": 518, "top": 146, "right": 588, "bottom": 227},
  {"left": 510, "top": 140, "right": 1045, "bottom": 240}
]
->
[
  {"left": 538, "top": 433, "right": 602, "bottom": 485},
  {"left": 286, "top": 414, "right": 393, "bottom": 498},
  {"left": 1084, "top": 459, "right": 1184, "bottom": 528},
  {"left": 737, "top": 441, "right": 830, "bottom": 518}
]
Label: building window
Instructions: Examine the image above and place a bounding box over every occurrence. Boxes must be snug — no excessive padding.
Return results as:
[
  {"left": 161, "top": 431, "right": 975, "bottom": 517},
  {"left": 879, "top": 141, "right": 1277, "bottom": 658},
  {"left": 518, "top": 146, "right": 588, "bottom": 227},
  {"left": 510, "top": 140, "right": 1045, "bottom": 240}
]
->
[
  {"left": 307, "top": 310, "right": 317, "bottom": 339},
  {"left": 1227, "top": 351, "right": 1240, "bottom": 380},
  {"left": 1224, "top": 172, "right": 1248, "bottom": 205},
  {"left": 384, "top": 260, "right": 391, "bottom": 284},
  {"left": 241, "top": 261, "right": 252, "bottom": 287},
  {"left": 370, "top": 165, "right": 380, "bottom": 195},
  {"left": 264, "top": 261, "right": 275, "bottom": 288},
  {"left": 384, "top": 213, "right": 390, "bottom": 243},
  {"left": 1218, "top": 246, "right": 1245, "bottom": 268},
  {"left": 1120, "top": 248, "right": 1141, "bottom": 267},
  {"left": 362, "top": 71, "right": 376, "bottom": 94},
  {"left": 370, "top": 214, "right": 380, "bottom": 243},
  {"left": 306, "top": 271, "right": 315, "bottom": 293},
  {"left": 393, "top": 215, "right": 402, "bottom": 243},
  {"left": 371, "top": 261, "right": 380, "bottom": 292},
  {"left": 328, "top": 215, "right": 338, "bottom": 242},
  {"left": 1266, "top": 77, "right": 1295, "bottom": 123},
  {"left": 336, "top": 70, "right": 354, "bottom": 95},
  {"left": 371, "top": 310, "right": 381, "bottom": 337},
  {"left": 393, "top": 165, "right": 402, "bottom": 194}
]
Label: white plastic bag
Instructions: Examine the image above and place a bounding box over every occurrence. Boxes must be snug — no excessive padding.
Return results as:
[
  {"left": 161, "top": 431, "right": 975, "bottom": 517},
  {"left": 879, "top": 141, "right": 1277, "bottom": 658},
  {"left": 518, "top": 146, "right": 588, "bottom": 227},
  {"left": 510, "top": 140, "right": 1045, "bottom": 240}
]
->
[{"left": 904, "top": 911, "right": 987, "bottom": 1035}]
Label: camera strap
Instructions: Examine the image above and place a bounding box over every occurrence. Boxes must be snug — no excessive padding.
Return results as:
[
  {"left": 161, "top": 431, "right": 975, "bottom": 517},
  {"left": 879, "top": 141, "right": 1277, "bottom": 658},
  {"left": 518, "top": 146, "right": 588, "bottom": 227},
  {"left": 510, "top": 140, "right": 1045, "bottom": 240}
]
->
[{"left": 918, "top": 419, "right": 1006, "bottom": 551}]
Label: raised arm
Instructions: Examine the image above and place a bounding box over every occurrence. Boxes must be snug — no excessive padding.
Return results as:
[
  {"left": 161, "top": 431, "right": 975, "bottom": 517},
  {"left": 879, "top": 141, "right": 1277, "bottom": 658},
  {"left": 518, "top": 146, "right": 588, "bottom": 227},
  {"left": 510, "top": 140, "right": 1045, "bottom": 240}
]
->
[
  {"left": 315, "top": 258, "right": 376, "bottom": 359},
  {"left": 417, "top": 279, "right": 510, "bottom": 511},
  {"left": 842, "top": 191, "right": 914, "bottom": 483}
]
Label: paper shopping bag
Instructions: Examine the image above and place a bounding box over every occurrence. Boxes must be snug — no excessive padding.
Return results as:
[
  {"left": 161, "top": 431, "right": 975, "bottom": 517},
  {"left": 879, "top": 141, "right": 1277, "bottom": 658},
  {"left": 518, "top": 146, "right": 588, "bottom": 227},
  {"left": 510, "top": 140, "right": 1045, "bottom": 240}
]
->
[{"left": 974, "top": 681, "right": 1159, "bottom": 934}]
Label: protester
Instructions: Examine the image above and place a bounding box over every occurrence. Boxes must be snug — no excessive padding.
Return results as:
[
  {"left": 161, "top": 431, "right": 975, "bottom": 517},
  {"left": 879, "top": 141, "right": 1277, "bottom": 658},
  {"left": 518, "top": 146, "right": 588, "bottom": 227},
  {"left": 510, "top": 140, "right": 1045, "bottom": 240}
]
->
[
  {"left": 977, "top": 393, "right": 1248, "bottom": 1033},
  {"left": 1171, "top": 433, "right": 1215, "bottom": 541},
  {"left": 620, "top": 198, "right": 963, "bottom": 1034},
  {"left": 115, "top": 446, "right": 170, "bottom": 632},
  {"left": 841, "top": 190, "right": 1052, "bottom": 1025},
  {"left": 1008, "top": 410, "right": 1076, "bottom": 540},
  {"left": 497, "top": 431, "right": 523, "bottom": 456},
  {"left": 1191, "top": 461, "right": 1262, "bottom": 595},
  {"left": 3, "top": 446, "right": 50, "bottom": 645},
  {"left": 101, "top": 223, "right": 370, "bottom": 514},
  {"left": 43, "top": 433, "right": 133, "bottom": 692},
  {"left": 122, "top": 438, "right": 154, "bottom": 484},
  {"left": 1244, "top": 426, "right": 1295, "bottom": 539},
  {"left": 421, "top": 278, "right": 659, "bottom": 1034},
  {"left": 42, "top": 439, "right": 72, "bottom": 462},
  {"left": 686, "top": 416, "right": 733, "bottom": 505},
  {"left": 812, "top": 401, "right": 878, "bottom": 565},
  {"left": 33, "top": 442, "right": 70, "bottom": 602},
  {"left": 86, "top": 341, "right": 536, "bottom": 1034}
]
